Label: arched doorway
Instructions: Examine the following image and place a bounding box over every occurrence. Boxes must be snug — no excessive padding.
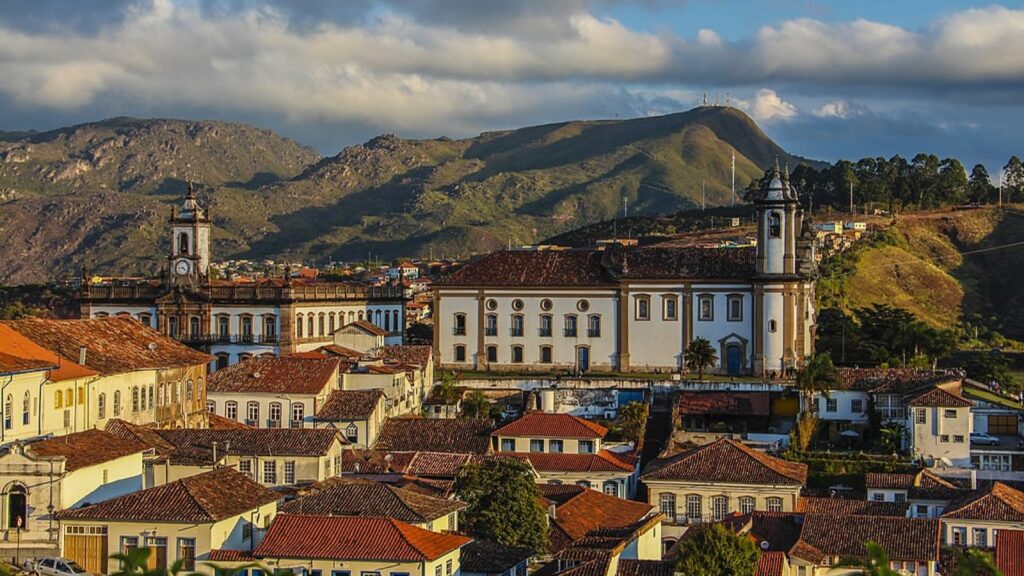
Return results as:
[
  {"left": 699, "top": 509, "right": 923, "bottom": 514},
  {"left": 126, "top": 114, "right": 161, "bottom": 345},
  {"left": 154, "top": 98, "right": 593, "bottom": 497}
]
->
[{"left": 7, "top": 484, "right": 27, "bottom": 529}]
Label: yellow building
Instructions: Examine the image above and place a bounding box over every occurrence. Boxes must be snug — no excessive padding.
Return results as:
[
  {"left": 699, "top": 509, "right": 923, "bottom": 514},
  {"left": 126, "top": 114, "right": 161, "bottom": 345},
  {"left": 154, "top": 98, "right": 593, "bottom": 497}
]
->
[
  {"left": 0, "top": 429, "right": 147, "bottom": 557},
  {"left": 941, "top": 482, "right": 1024, "bottom": 548},
  {"left": 220, "top": 514, "right": 473, "bottom": 576},
  {"left": 641, "top": 438, "right": 807, "bottom": 546},
  {"left": 312, "top": 389, "right": 387, "bottom": 447},
  {"left": 58, "top": 467, "right": 279, "bottom": 575}
]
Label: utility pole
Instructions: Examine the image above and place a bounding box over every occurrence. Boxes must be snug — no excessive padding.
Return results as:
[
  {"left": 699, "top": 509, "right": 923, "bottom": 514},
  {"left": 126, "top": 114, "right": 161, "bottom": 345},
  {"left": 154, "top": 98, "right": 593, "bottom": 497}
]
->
[
  {"left": 623, "top": 196, "right": 628, "bottom": 219},
  {"left": 731, "top": 150, "right": 736, "bottom": 207},
  {"left": 701, "top": 179, "right": 706, "bottom": 211},
  {"left": 999, "top": 171, "right": 1004, "bottom": 209}
]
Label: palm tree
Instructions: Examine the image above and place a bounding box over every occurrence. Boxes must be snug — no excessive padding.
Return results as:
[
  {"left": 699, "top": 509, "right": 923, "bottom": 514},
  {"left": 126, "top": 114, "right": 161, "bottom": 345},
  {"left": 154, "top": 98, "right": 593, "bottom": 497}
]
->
[
  {"left": 795, "top": 352, "right": 841, "bottom": 412},
  {"left": 684, "top": 338, "right": 718, "bottom": 380}
]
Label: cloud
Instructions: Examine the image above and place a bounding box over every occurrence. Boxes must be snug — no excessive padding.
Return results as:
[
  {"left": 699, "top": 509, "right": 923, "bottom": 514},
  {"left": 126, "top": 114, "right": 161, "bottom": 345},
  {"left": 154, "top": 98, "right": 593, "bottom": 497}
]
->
[
  {"left": 748, "top": 89, "right": 797, "bottom": 122},
  {"left": 812, "top": 100, "right": 870, "bottom": 119}
]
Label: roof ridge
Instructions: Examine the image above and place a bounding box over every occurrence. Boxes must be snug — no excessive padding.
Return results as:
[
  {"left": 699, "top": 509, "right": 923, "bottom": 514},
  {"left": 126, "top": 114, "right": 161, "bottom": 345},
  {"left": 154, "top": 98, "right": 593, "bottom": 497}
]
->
[
  {"left": 179, "top": 469, "right": 220, "bottom": 521},
  {"left": 385, "top": 483, "right": 429, "bottom": 522},
  {"left": 390, "top": 518, "right": 432, "bottom": 559}
]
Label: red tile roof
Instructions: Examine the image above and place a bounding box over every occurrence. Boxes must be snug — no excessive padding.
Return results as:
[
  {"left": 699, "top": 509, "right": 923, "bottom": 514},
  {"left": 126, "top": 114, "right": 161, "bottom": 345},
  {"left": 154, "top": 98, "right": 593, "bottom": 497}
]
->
[
  {"left": 378, "top": 345, "right": 432, "bottom": 367},
  {"left": 207, "top": 550, "right": 257, "bottom": 562},
  {"left": 376, "top": 418, "right": 494, "bottom": 454},
  {"left": 755, "top": 551, "right": 785, "bottom": 576},
  {"left": 907, "top": 387, "right": 973, "bottom": 407},
  {"left": 254, "top": 514, "right": 471, "bottom": 561},
  {"left": 279, "top": 477, "right": 464, "bottom": 522},
  {"left": 677, "top": 392, "right": 770, "bottom": 416},
  {"left": 942, "top": 482, "right": 1024, "bottom": 522},
  {"left": 642, "top": 438, "right": 807, "bottom": 486},
  {"left": 59, "top": 467, "right": 279, "bottom": 522},
  {"left": 0, "top": 324, "right": 97, "bottom": 381},
  {"left": 836, "top": 368, "right": 963, "bottom": 394},
  {"left": 746, "top": 511, "right": 804, "bottom": 552},
  {"left": 493, "top": 412, "right": 607, "bottom": 439},
  {"left": 3, "top": 317, "right": 212, "bottom": 374},
  {"left": 341, "top": 449, "right": 473, "bottom": 478},
  {"left": 616, "top": 560, "right": 674, "bottom": 576},
  {"left": 344, "top": 320, "right": 386, "bottom": 337},
  {"left": 797, "top": 497, "right": 909, "bottom": 517},
  {"left": 154, "top": 428, "right": 343, "bottom": 465},
  {"left": 315, "top": 389, "right": 385, "bottom": 421},
  {"left": 790, "top": 514, "right": 940, "bottom": 563},
  {"left": 509, "top": 450, "right": 635, "bottom": 473},
  {"left": 27, "top": 429, "right": 147, "bottom": 471},
  {"left": 460, "top": 540, "right": 533, "bottom": 575},
  {"left": 547, "top": 488, "right": 655, "bottom": 547},
  {"left": 208, "top": 413, "right": 254, "bottom": 429},
  {"left": 997, "top": 529, "right": 1024, "bottom": 576},
  {"left": 104, "top": 419, "right": 178, "bottom": 455},
  {"left": 865, "top": 470, "right": 962, "bottom": 500},
  {"left": 209, "top": 356, "right": 340, "bottom": 395}
]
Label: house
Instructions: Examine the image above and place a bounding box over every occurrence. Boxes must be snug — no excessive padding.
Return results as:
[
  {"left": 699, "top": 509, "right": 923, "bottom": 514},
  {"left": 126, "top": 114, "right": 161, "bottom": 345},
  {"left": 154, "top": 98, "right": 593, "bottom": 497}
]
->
[
  {"left": 375, "top": 417, "right": 494, "bottom": 454},
  {"left": 962, "top": 379, "right": 1024, "bottom": 473},
  {"left": 433, "top": 169, "right": 817, "bottom": 376},
  {"left": 229, "top": 514, "right": 472, "bottom": 576},
  {"left": 673, "top": 391, "right": 791, "bottom": 449},
  {"left": 907, "top": 387, "right": 973, "bottom": 468},
  {"left": 493, "top": 412, "right": 640, "bottom": 498},
  {"left": 389, "top": 260, "right": 421, "bottom": 280},
  {"left": 313, "top": 389, "right": 387, "bottom": 447},
  {"left": 460, "top": 540, "right": 532, "bottom": 576},
  {"left": 57, "top": 467, "right": 279, "bottom": 575},
  {"left": 941, "top": 481, "right": 1024, "bottom": 548},
  {"left": 787, "top": 514, "right": 941, "bottom": 575},
  {"left": 540, "top": 484, "right": 663, "bottom": 558},
  {"left": 641, "top": 439, "right": 807, "bottom": 545},
  {"left": 279, "top": 477, "right": 465, "bottom": 532},
  {"left": 334, "top": 320, "right": 387, "bottom": 352},
  {"left": 797, "top": 497, "right": 909, "bottom": 517},
  {"left": 105, "top": 423, "right": 346, "bottom": 488},
  {"left": 865, "top": 470, "right": 964, "bottom": 518},
  {"left": 0, "top": 429, "right": 148, "bottom": 557},
  {"left": 207, "top": 356, "right": 342, "bottom": 428},
  {"left": 996, "top": 529, "right": 1024, "bottom": 576},
  {"left": 1, "top": 317, "right": 212, "bottom": 438},
  {"left": 340, "top": 449, "right": 486, "bottom": 498},
  {"left": 79, "top": 186, "right": 405, "bottom": 367}
]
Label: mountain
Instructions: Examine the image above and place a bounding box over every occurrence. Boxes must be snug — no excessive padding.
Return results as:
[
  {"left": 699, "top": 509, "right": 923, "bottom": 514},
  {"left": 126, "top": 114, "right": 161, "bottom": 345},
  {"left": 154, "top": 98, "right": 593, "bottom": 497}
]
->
[{"left": 0, "top": 107, "right": 807, "bottom": 283}]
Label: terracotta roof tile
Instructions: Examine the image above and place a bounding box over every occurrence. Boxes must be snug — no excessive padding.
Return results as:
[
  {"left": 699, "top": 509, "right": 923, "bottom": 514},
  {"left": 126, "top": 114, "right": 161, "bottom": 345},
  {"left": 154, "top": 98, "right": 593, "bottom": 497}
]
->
[
  {"left": 209, "top": 357, "right": 340, "bottom": 395},
  {"left": 207, "top": 550, "right": 257, "bottom": 562},
  {"left": 0, "top": 324, "right": 97, "bottom": 381},
  {"left": 279, "top": 477, "right": 464, "bottom": 522},
  {"left": 493, "top": 412, "right": 607, "bottom": 439},
  {"left": 59, "top": 467, "right": 279, "bottom": 522},
  {"left": 677, "top": 392, "right": 770, "bottom": 416},
  {"left": 866, "top": 470, "right": 962, "bottom": 500},
  {"left": 461, "top": 540, "right": 533, "bottom": 575},
  {"left": 942, "top": 482, "right": 1024, "bottom": 522},
  {"left": 836, "top": 368, "right": 963, "bottom": 394},
  {"left": 208, "top": 413, "right": 254, "bottom": 429},
  {"left": 747, "top": 511, "right": 804, "bottom": 552},
  {"left": 907, "top": 387, "right": 972, "bottom": 407},
  {"left": 27, "top": 429, "right": 147, "bottom": 471},
  {"left": 155, "top": 428, "right": 342, "bottom": 465},
  {"left": 376, "top": 418, "right": 494, "bottom": 454},
  {"left": 791, "top": 514, "right": 940, "bottom": 562},
  {"left": 254, "top": 514, "right": 471, "bottom": 561},
  {"left": 755, "top": 551, "right": 785, "bottom": 576},
  {"left": 546, "top": 488, "right": 654, "bottom": 549},
  {"left": 798, "top": 497, "right": 909, "bottom": 517},
  {"left": 378, "top": 345, "right": 432, "bottom": 367},
  {"left": 642, "top": 438, "right": 807, "bottom": 486},
  {"left": 3, "top": 317, "right": 212, "bottom": 374},
  {"left": 997, "top": 529, "right": 1024, "bottom": 576},
  {"left": 104, "top": 419, "right": 178, "bottom": 455},
  {"left": 509, "top": 450, "right": 635, "bottom": 473},
  {"left": 616, "top": 560, "right": 674, "bottom": 576},
  {"left": 315, "top": 389, "right": 385, "bottom": 421}
]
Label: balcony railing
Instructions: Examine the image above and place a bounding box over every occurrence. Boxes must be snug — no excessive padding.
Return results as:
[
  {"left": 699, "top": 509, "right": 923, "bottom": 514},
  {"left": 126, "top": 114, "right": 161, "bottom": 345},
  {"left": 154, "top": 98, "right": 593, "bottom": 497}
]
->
[
  {"left": 175, "top": 333, "right": 279, "bottom": 345},
  {"left": 244, "top": 419, "right": 258, "bottom": 427},
  {"left": 83, "top": 282, "right": 404, "bottom": 303},
  {"left": 564, "top": 328, "right": 578, "bottom": 337},
  {"left": 453, "top": 327, "right": 466, "bottom": 336},
  {"left": 539, "top": 328, "right": 552, "bottom": 337},
  {"left": 289, "top": 420, "right": 304, "bottom": 429},
  {"left": 511, "top": 328, "right": 524, "bottom": 337},
  {"left": 266, "top": 419, "right": 281, "bottom": 429},
  {"left": 485, "top": 327, "right": 497, "bottom": 336},
  {"left": 588, "top": 328, "right": 601, "bottom": 337}
]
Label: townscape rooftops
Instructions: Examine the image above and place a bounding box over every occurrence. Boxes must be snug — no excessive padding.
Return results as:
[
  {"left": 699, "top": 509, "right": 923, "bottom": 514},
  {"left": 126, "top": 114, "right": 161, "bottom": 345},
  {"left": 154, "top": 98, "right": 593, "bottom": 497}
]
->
[
  {"left": 208, "top": 356, "right": 340, "bottom": 395},
  {"left": 615, "top": 560, "right": 675, "bottom": 576},
  {"left": 790, "top": 514, "right": 940, "bottom": 563},
  {"left": 865, "top": 470, "right": 963, "bottom": 501},
  {"left": 376, "top": 417, "right": 494, "bottom": 454},
  {"left": 341, "top": 449, "right": 474, "bottom": 478},
  {"left": 315, "top": 389, "right": 385, "bottom": 421},
  {"left": 641, "top": 438, "right": 808, "bottom": 486},
  {"left": 208, "top": 412, "right": 254, "bottom": 429},
  {"left": 677, "top": 391, "right": 770, "bottom": 416},
  {"left": 907, "top": 386, "right": 973, "bottom": 408},
  {"left": 0, "top": 324, "right": 97, "bottom": 380},
  {"left": 942, "top": 482, "right": 1024, "bottom": 522},
  {"left": 755, "top": 551, "right": 786, "bottom": 576},
  {"left": 746, "top": 511, "right": 804, "bottom": 552},
  {"left": 344, "top": 319, "right": 387, "bottom": 337},
  {"left": 378, "top": 345, "right": 432, "bottom": 367},
  {"left": 997, "top": 529, "right": 1024, "bottom": 576},
  {"left": 253, "top": 514, "right": 472, "bottom": 561},
  {"left": 545, "top": 487, "right": 655, "bottom": 547},
  {"left": 454, "top": 540, "right": 533, "bottom": 575},
  {"left": 105, "top": 419, "right": 179, "bottom": 455},
  {"left": 437, "top": 246, "right": 757, "bottom": 287},
  {"left": 26, "top": 429, "right": 147, "bottom": 471},
  {"left": 153, "top": 428, "right": 342, "bottom": 465},
  {"left": 797, "top": 497, "right": 910, "bottom": 517},
  {"left": 58, "top": 467, "right": 279, "bottom": 522},
  {"left": 836, "top": 367, "right": 964, "bottom": 394},
  {"left": 509, "top": 450, "right": 635, "bottom": 473},
  {"left": 279, "top": 477, "right": 464, "bottom": 522},
  {"left": 493, "top": 411, "right": 608, "bottom": 439},
  {"left": 2, "top": 317, "right": 212, "bottom": 374}
]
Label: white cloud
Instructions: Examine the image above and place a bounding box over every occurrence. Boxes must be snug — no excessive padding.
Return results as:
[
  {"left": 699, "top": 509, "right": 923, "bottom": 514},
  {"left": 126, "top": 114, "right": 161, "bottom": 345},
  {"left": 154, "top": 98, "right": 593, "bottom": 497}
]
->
[
  {"left": 812, "top": 100, "right": 869, "bottom": 119},
  {"left": 749, "top": 89, "right": 797, "bottom": 122}
]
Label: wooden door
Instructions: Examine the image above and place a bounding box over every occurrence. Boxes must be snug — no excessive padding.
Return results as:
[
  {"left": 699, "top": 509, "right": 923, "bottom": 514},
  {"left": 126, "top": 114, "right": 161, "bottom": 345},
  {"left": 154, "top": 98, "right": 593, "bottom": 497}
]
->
[{"left": 65, "top": 533, "right": 108, "bottom": 574}]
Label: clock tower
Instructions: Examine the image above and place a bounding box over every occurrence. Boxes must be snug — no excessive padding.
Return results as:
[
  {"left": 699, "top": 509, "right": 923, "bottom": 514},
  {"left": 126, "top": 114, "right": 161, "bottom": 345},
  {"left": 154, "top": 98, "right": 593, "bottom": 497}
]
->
[{"left": 168, "top": 182, "right": 211, "bottom": 284}]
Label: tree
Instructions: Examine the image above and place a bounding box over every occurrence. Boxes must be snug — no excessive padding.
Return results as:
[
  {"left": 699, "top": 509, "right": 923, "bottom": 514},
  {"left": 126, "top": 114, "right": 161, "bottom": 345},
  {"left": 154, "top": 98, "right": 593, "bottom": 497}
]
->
[
  {"left": 968, "top": 164, "right": 994, "bottom": 204},
  {"left": 436, "top": 371, "right": 462, "bottom": 405},
  {"left": 674, "top": 523, "right": 759, "bottom": 576},
  {"left": 952, "top": 548, "right": 1003, "bottom": 576},
  {"left": 684, "top": 338, "right": 718, "bottom": 380},
  {"left": 1004, "top": 156, "right": 1024, "bottom": 203},
  {"left": 965, "top": 351, "right": 1016, "bottom": 391},
  {"left": 455, "top": 458, "right": 549, "bottom": 552},
  {"left": 617, "top": 401, "right": 649, "bottom": 444},
  {"left": 405, "top": 322, "right": 433, "bottom": 344},
  {"left": 795, "top": 353, "right": 841, "bottom": 403},
  {"left": 461, "top": 390, "right": 491, "bottom": 419},
  {"left": 836, "top": 541, "right": 900, "bottom": 576}
]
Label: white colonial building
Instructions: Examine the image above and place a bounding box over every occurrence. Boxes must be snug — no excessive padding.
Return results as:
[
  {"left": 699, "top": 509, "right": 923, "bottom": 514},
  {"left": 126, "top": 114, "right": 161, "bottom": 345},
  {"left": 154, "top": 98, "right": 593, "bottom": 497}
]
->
[
  {"left": 79, "top": 184, "right": 405, "bottom": 369},
  {"left": 433, "top": 167, "right": 817, "bottom": 376}
]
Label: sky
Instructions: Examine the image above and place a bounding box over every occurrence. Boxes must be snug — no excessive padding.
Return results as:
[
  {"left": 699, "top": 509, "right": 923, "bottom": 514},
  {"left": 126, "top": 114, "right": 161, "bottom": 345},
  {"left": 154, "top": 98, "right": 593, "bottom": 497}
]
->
[{"left": 2, "top": 0, "right": 1023, "bottom": 171}]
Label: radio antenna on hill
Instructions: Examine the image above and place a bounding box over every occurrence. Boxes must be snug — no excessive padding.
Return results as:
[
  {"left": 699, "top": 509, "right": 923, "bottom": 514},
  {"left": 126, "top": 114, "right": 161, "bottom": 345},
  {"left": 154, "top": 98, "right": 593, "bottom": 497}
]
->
[
  {"left": 623, "top": 196, "right": 628, "bottom": 219},
  {"left": 731, "top": 149, "right": 736, "bottom": 206}
]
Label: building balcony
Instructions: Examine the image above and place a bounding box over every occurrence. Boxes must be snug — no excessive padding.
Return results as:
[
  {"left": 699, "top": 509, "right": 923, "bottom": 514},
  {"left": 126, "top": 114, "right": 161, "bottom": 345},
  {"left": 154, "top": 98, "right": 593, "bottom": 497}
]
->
[
  {"left": 244, "top": 419, "right": 258, "bottom": 427},
  {"left": 485, "top": 328, "right": 497, "bottom": 337},
  {"left": 587, "top": 328, "right": 601, "bottom": 337},
  {"left": 539, "top": 328, "right": 552, "bottom": 337},
  {"left": 511, "top": 329, "right": 524, "bottom": 337},
  {"left": 289, "top": 420, "right": 304, "bottom": 429},
  {"left": 453, "top": 327, "right": 466, "bottom": 336},
  {"left": 266, "top": 419, "right": 281, "bottom": 429},
  {"left": 177, "top": 333, "right": 279, "bottom": 345},
  {"left": 564, "top": 328, "right": 578, "bottom": 337}
]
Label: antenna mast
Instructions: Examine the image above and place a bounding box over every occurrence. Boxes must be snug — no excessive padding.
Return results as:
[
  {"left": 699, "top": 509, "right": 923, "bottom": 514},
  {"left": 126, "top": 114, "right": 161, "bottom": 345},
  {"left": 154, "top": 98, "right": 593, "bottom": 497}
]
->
[
  {"left": 731, "top": 149, "right": 736, "bottom": 207},
  {"left": 701, "top": 180, "right": 706, "bottom": 211}
]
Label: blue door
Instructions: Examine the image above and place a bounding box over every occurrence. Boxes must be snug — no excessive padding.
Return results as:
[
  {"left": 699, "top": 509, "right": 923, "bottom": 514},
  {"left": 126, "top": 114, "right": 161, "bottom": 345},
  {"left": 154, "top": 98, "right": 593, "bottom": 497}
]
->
[
  {"left": 577, "top": 347, "right": 590, "bottom": 372},
  {"left": 726, "top": 345, "right": 741, "bottom": 376}
]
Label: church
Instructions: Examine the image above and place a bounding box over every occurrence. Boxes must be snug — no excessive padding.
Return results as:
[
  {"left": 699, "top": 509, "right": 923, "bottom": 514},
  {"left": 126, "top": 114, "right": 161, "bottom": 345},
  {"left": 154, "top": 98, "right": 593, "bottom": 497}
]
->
[
  {"left": 433, "top": 166, "right": 817, "bottom": 376},
  {"left": 79, "top": 184, "right": 406, "bottom": 369}
]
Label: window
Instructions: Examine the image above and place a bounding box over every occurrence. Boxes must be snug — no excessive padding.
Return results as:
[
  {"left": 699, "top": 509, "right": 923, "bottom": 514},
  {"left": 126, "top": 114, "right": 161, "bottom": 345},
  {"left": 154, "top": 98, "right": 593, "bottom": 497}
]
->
[
  {"left": 131, "top": 387, "right": 139, "bottom": 412},
  {"left": 894, "top": 493, "right": 906, "bottom": 502},
  {"left": 576, "top": 480, "right": 592, "bottom": 489},
  {"left": 333, "top": 572, "right": 351, "bottom": 576},
  {"left": 659, "top": 493, "right": 676, "bottom": 517},
  {"left": 685, "top": 495, "right": 702, "bottom": 521},
  {"left": 485, "top": 314, "right": 497, "bottom": 336},
  {"left": 603, "top": 481, "right": 618, "bottom": 497},
  {"left": 579, "top": 440, "right": 594, "bottom": 454},
  {"left": 851, "top": 399, "right": 864, "bottom": 413},
  {"left": 265, "top": 316, "right": 277, "bottom": 340},
  {"left": 940, "top": 434, "right": 950, "bottom": 443},
  {"left": 77, "top": 386, "right": 84, "bottom": 405},
  {"left": 296, "top": 314, "right": 304, "bottom": 338},
  {"left": 549, "top": 440, "right": 563, "bottom": 453},
  {"left": 951, "top": 527, "right": 966, "bottom": 546},
  {"left": 943, "top": 409, "right": 957, "bottom": 419},
  {"left": 872, "top": 492, "right": 885, "bottom": 502},
  {"left": 55, "top": 389, "right": 63, "bottom": 409},
  {"left": 727, "top": 295, "right": 743, "bottom": 321},
  {"left": 307, "top": 315, "right": 314, "bottom": 338},
  {"left": 587, "top": 315, "right": 601, "bottom": 337},
  {"left": 263, "top": 461, "right": 277, "bottom": 484},
  {"left": 239, "top": 459, "right": 253, "bottom": 480},
  {"left": 345, "top": 423, "right": 358, "bottom": 443},
  {"left": 454, "top": 345, "right": 466, "bottom": 362},
  {"left": 318, "top": 314, "right": 325, "bottom": 337},
  {"left": 177, "top": 538, "right": 196, "bottom": 571},
  {"left": 284, "top": 461, "right": 296, "bottom": 484},
  {"left": 973, "top": 527, "right": 988, "bottom": 547},
  {"left": 454, "top": 313, "right": 466, "bottom": 335},
  {"left": 512, "top": 299, "right": 524, "bottom": 311},
  {"left": 501, "top": 438, "right": 515, "bottom": 451},
  {"left": 168, "top": 316, "right": 179, "bottom": 338},
  {"left": 768, "top": 212, "right": 781, "bottom": 238},
  {"left": 330, "top": 313, "right": 337, "bottom": 335},
  {"left": 768, "top": 319, "right": 777, "bottom": 333},
  {"left": 564, "top": 315, "right": 578, "bottom": 337},
  {"left": 541, "top": 298, "right": 553, "bottom": 311},
  {"left": 826, "top": 398, "right": 837, "bottom": 413},
  {"left": 712, "top": 496, "right": 729, "bottom": 521},
  {"left": 146, "top": 537, "right": 168, "bottom": 571},
  {"left": 120, "top": 536, "right": 139, "bottom": 566},
  {"left": 188, "top": 316, "right": 200, "bottom": 339},
  {"left": 486, "top": 346, "right": 498, "bottom": 363},
  {"left": 530, "top": 439, "right": 544, "bottom": 452},
  {"left": 511, "top": 346, "right": 524, "bottom": 363},
  {"left": 435, "top": 568, "right": 442, "bottom": 576},
  {"left": 739, "top": 496, "right": 755, "bottom": 515},
  {"left": 247, "top": 401, "right": 260, "bottom": 424},
  {"left": 540, "top": 346, "right": 552, "bottom": 364},
  {"left": 446, "top": 560, "right": 453, "bottom": 576},
  {"left": 635, "top": 296, "right": 650, "bottom": 320},
  {"left": 138, "top": 313, "right": 152, "bottom": 327},
  {"left": 269, "top": 402, "right": 282, "bottom": 427},
  {"left": 291, "top": 403, "right": 304, "bottom": 426},
  {"left": 216, "top": 354, "right": 229, "bottom": 370},
  {"left": 485, "top": 299, "right": 498, "bottom": 311},
  {"left": 953, "top": 434, "right": 964, "bottom": 443},
  {"left": 178, "top": 232, "right": 189, "bottom": 254},
  {"left": 511, "top": 314, "right": 524, "bottom": 337},
  {"left": 226, "top": 401, "right": 238, "bottom": 420},
  {"left": 324, "top": 457, "right": 332, "bottom": 477},
  {"left": 113, "top": 391, "right": 121, "bottom": 416},
  {"left": 698, "top": 295, "right": 714, "bottom": 321},
  {"left": 4, "top": 395, "right": 11, "bottom": 429},
  {"left": 915, "top": 505, "right": 929, "bottom": 517},
  {"left": 915, "top": 409, "right": 927, "bottom": 424},
  {"left": 148, "top": 385, "right": 153, "bottom": 409},
  {"left": 539, "top": 314, "right": 553, "bottom": 337},
  {"left": 766, "top": 497, "right": 783, "bottom": 512}
]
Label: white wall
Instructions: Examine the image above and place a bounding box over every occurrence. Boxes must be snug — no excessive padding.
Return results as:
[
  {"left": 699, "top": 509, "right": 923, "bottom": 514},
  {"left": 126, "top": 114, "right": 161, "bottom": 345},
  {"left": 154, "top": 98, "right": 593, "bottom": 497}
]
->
[
  {"left": 808, "top": 391, "right": 870, "bottom": 422},
  {"left": 688, "top": 284, "right": 754, "bottom": 372}
]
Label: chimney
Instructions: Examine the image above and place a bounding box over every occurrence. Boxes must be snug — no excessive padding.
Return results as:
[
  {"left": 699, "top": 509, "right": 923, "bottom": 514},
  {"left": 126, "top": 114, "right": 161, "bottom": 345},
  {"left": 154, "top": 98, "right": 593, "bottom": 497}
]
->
[
  {"left": 548, "top": 504, "right": 557, "bottom": 520},
  {"left": 78, "top": 346, "right": 87, "bottom": 366}
]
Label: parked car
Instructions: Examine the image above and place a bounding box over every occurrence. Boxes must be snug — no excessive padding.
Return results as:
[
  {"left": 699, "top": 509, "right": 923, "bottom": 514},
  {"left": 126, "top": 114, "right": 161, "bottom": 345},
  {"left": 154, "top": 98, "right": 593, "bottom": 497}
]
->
[
  {"left": 970, "top": 432, "right": 1001, "bottom": 446},
  {"left": 27, "top": 557, "right": 92, "bottom": 576}
]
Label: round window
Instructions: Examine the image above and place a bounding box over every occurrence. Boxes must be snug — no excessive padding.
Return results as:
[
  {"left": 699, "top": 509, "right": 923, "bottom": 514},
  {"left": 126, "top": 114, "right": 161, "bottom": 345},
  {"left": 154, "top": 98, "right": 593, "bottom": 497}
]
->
[
  {"left": 512, "top": 299, "right": 524, "bottom": 311},
  {"left": 577, "top": 299, "right": 590, "bottom": 312},
  {"left": 485, "top": 299, "right": 498, "bottom": 311},
  {"left": 540, "top": 299, "right": 553, "bottom": 311}
]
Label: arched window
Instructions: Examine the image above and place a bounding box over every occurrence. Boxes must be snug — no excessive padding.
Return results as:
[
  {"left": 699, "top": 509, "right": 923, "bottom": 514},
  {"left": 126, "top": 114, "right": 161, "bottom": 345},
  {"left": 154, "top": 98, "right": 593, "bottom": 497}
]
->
[
  {"left": 685, "top": 494, "right": 702, "bottom": 521},
  {"left": 216, "top": 354, "right": 229, "bottom": 370},
  {"left": 54, "top": 390, "right": 62, "bottom": 409},
  {"left": 147, "top": 385, "right": 154, "bottom": 409},
  {"left": 602, "top": 481, "right": 618, "bottom": 497},
  {"left": 393, "top": 310, "right": 400, "bottom": 332},
  {"left": 712, "top": 495, "right": 729, "bottom": 521},
  {"left": 187, "top": 380, "right": 194, "bottom": 401},
  {"left": 225, "top": 401, "right": 238, "bottom": 420},
  {"left": 659, "top": 493, "right": 676, "bottom": 517},
  {"left": 318, "top": 313, "right": 325, "bottom": 337},
  {"left": 384, "top": 312, "right": 390, "bottom": 333},
  {"left": 358, "top": 310, "right": 364, "bottom": 321},
  {"left": 766, "top": 497, "right": 783, "bottom": 512},
  {"left": 246, "top": 401, "right": 260, "bottom": 424},
  {"left": 348, "top": 311, "right": 355, "bottom": 323},
  {"left": 113, "top": 390, "right": 121, "bottom": 416},
  {"left": 97, "top": 393, "right": 106, "bottom": 420},
  {"left": 4, "top": 394, "right": 13, "bottom": 430},
  {"left": 307, "top": 315, "right": 314, "bottom": 338},
  {"left": 739, "top": 496, "right": 756, "bottom": 515},
  {"left": 22, "top": 391, "right": 30, "bottom": 426},
  {"left": 345, "top": 423, "right": 358, "bottom": 443},
  {"left": 296, "top": 314, "right": 304, "bottom": 338},
  {"left": 132, "top": 387, "right": 140, "bottom": 412},
  {"left": 454, "top": 345, "right": 466, "bottom": 363},
  {"left": 7, "top": 485, "right": 27, "bottom": 529},
  {"left": 269, "top": 402, "right": 282, "bottom": 427},
  {"left": 291, "top": 403, "right": 304, "bottom": 426},
  {"left": 206, "top": 400, "right": 216, "bottom": 414},
  {"left": 375, "top": 310, "right": 382, "bottom": 326},
  {"left": 329, "top": 313, "right": 336, "bottom": 335},
  {"left": 768, "top": 212, "right": 781, "bottom": 238},
  {"left": 178, "top": 232, "right": 189, "bottom": 255}
]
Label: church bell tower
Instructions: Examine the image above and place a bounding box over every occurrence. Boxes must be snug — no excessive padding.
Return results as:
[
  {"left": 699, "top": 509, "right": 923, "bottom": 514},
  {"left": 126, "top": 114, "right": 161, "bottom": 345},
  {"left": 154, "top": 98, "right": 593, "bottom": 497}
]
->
[{"left": 168, "top": 182, "right": 211, "bottom": 284}]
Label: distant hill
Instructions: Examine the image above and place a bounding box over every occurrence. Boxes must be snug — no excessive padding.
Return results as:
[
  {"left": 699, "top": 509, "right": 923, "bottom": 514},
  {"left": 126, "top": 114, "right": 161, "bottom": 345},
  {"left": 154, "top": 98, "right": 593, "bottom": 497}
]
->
[{"left": 0, "top": 107, "right": 812, "bottom": 283}]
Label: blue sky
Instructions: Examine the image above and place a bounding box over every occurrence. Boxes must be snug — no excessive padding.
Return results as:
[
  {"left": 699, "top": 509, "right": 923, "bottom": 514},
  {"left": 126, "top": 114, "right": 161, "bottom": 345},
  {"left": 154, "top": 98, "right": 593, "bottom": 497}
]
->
[{"left": 1, "top": 0, "right": 1023, "bottom": 172}]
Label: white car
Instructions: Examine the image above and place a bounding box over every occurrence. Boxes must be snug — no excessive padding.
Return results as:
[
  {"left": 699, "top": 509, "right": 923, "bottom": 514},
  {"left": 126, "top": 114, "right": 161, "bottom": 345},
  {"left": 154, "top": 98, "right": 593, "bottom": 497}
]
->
[
  {"left": 29, "top": 557, "right": 92, "bottom": 576},
  {"left": 970, "top": 432, "right": 1001, "bottom": 446}
]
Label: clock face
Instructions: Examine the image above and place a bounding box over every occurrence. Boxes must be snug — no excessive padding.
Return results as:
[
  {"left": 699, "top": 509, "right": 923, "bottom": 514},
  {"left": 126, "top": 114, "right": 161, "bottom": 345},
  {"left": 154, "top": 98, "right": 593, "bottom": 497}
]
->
[{"left": 175, "top": 259, "right": 191, "bottom": 276}]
